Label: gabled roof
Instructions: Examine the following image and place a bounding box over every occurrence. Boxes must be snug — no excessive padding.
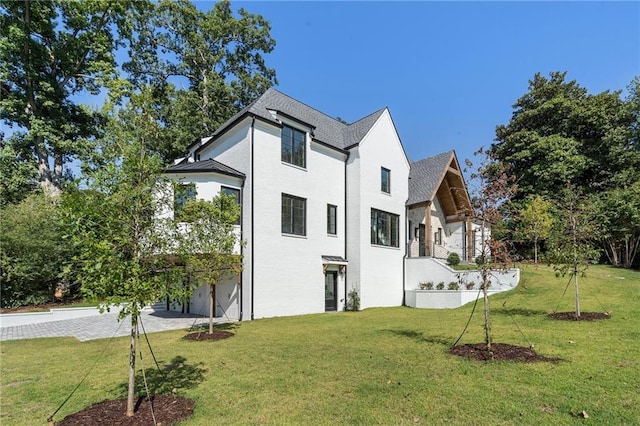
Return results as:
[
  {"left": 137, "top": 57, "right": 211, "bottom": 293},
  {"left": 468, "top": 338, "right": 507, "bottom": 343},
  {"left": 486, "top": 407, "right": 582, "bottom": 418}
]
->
[
  {"left": 165, "top": 159, "right": 245, "bottom": 179},
  {"left": 407, "top": 151, "right": 455, "bottom": 205},
  {"left": 192, "top": 88, "right": 386, "bottom": 155},
  {"left": 407, "top": 150, "right": 472, "bottom": 219}
]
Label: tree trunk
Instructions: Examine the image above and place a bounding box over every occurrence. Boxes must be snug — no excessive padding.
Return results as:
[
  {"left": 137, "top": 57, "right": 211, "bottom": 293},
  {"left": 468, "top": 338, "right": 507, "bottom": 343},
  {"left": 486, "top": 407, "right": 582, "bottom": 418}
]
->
[
  {"left": 534, "top": 235, "right": 538, "bottom": 265},
  {"left": 482, "top": 270, "right": 491, "bottom": 351},
  {"left": 127, "top": 315, "right": 138, "bottom": 417},
  {"left": 209, "top": 284, "right": 215, "bottom": 334},
  {"left": 574, "top": 266, "right": 580, "bottom": 320}
]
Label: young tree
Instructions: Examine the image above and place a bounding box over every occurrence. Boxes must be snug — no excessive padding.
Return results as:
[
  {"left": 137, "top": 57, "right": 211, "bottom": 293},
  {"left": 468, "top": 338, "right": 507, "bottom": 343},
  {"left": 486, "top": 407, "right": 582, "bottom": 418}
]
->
[
  {"left": 0, "top": 0, "right": 140, "bottom": 194},
  {"left": 465, "top": 147, "right": 517, "bottom": 350},
  {"left": 515, "top": 195, "right": 554, "bottom": 264},
  {"left": 176, "top": 195, "right": 241, "bottom": 334},
  {"left": 547, "top": 185, "right": 600, "bottom": 319}
]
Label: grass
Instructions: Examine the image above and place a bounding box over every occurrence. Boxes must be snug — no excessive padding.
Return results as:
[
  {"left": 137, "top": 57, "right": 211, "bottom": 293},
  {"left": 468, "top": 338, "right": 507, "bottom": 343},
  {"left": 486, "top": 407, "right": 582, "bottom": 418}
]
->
[{"left": 1, "top": 264, "right": 639, "bottom": 425}]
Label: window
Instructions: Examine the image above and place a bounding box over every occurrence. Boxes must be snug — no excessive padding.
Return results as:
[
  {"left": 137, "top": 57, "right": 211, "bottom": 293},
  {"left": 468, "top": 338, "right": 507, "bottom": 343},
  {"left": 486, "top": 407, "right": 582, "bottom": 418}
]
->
[
  {"left": 282, "top": 193, "right": 306, "bottom": 236},
  {"left": 371, "top": 208, "right": 399, "bottom": 247},
  {"left": 221, "top": 186, "right": 241, "bottom": 225},
  {"left": 281, "top": 125, "right": 306, "bottom": 168},
  {"left": 381, "top": 167, "right": 390, "bottom": 193},
  {"left": 435, "top": 227, "right": 443, "bottom": 245},
  {"left": 327, "top": 204, "right": 337, "bottom": 235},
  {"left": 174, "top": 183, "right": 196, "bottom": 221}
]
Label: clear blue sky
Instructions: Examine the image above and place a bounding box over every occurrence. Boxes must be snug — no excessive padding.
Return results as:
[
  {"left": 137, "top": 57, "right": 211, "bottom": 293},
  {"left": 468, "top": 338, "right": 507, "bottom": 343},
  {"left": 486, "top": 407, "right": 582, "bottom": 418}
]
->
[{"left": 217, "top": 0, "right": 639, "bottom": 164}]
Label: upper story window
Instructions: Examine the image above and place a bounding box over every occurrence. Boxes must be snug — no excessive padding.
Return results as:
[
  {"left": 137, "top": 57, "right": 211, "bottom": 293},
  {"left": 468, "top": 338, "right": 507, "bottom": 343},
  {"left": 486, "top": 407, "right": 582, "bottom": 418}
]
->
[
  {"left": 282, "top": 193, "right": 306, "bottom": 236},
  {"left": 174, "top": 183, "right": 196, "bottom": 221},
  {"left": 371, "top": 208, "right": 399, "bottom": 247},
  {"left": 281, "top": 125, "right": 306, "bottom": 168},
  {"left": 435, "top": 227, "right": 443, "bottom": 245},
  {"left": 327, "top": 204, "right": 337, "bottom": 235},
  {"left": 221, "top": 186, "right": 241, "bottom": 225},
  {"left": 381, "top": 167, "right": 391, "bottom": 193}
]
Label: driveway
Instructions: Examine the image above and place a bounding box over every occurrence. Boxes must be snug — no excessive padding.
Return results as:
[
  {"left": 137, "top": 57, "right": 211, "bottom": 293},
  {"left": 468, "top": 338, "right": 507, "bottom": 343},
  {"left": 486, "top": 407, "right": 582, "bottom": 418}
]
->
[{"left": 0, "top": 307, "right": 213, "bottom": 342}]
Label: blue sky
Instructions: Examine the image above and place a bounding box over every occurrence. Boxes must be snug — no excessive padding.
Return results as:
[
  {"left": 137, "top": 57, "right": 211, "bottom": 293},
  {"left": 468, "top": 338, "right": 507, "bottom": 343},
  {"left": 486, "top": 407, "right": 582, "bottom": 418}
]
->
[{"left": 219, "top": 0, "right": 639, "bottom": 164}]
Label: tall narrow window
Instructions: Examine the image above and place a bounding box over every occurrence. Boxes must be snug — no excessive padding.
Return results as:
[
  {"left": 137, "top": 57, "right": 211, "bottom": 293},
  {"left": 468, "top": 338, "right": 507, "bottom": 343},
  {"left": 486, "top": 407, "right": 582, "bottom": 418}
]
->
[
  {"left": 174, "top": 183, "right": 196, "bottom": 221},
  {"left": 221, "top": 186, "right": 241, "bottom": 225},
  {"left": 435, "top": 227, "right": 443, "bottom": 245},
  {"left": 282, "top": 193, "right": 306, "bottom": 236},
  {"left": 327, "top": 204, "right": 337, "bottom": 235},
  {"left": 371, "top": 208, "right": 399, "bottom": 247},
  {"left": 381, "top": 167, "right": 391, "bottom": 193},
  {"left": 281, "top": 125, "right": 306, "bottom": 168}
]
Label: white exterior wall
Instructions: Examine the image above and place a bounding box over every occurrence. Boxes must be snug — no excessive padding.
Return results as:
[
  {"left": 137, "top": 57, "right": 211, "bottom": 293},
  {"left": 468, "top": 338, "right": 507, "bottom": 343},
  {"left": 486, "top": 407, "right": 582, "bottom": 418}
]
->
[
  {"left": 251, "top": 120, "right": 347, "bottom": 319},
  {"left": 407, "top": 206, "right": 425, "bottom": 257},
  {"left": 445, "top": 221, "right": 465, "bottom": 259},
  {"left": 347, "top": 111, "right": 410, "bottom": 309}
]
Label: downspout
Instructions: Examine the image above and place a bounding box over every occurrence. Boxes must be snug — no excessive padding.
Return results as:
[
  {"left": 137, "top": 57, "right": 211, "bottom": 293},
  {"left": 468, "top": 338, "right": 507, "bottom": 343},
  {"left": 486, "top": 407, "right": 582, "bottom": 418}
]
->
[
  {"left": 403, "top": 203, "right": 408, "bottom": 306},
  {"left": 250, "top": 118, "right": 255, "bottom": 320},
  {"left": 343, "top": 152, "right": 349, "bottom": 309},
  {"left": 238, "top": 183, "right": 244, "bottom": 321}
]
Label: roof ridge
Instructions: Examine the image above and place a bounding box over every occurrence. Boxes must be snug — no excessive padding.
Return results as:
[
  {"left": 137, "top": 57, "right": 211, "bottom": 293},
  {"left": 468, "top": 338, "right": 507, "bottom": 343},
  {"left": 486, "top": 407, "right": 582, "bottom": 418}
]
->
[
  {"left": 265, "top": 88, "right": 350, "bottom": 128},
  {"left": 348, "top": 107, "right": 387, "bottom": 126}
]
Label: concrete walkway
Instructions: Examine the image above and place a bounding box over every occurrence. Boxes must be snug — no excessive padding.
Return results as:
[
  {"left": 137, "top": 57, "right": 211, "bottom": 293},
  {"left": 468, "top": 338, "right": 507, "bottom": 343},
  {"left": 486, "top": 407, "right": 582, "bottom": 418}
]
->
[{"left": 0, "top": 307, "right": 214, "bottom": 342}]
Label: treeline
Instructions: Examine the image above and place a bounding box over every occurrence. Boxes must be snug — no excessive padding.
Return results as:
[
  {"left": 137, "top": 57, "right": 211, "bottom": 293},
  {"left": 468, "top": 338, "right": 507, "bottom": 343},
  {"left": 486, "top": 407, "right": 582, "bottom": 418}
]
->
[
  {"left": 488, "top": 72, "right": 640, "bottom": 270},
  {"left": 0, "top": 0, "right": 276, "bottom": 308}
]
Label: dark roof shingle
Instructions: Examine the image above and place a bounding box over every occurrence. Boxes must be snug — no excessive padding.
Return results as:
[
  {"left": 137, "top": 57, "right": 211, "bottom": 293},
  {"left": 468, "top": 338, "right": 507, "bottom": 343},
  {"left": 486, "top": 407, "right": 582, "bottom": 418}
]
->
[
  {"left": 407, "top": 151, "right": 454, "bottom": 205},
  {"left": 165, "top": 159, "right": 245, "bottom": 179}
]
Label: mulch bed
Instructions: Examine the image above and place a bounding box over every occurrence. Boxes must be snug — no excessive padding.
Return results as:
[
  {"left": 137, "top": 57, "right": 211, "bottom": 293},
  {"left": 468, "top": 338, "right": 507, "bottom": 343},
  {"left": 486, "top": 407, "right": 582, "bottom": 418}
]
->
[
  {"left": 449, "top": 343, "right": 562, "bottom": 363},
  {"left": 56, "top": 394, "right": 194, "bottom": 426},
  {"left": 548, "top": 312, "right": 611, "bottom": 321},
  {"left": 183, "top": 330, "right": 234, "bottom": 341},
  {"left": 1, "top": 300, "right": 84, "bottom": 314}
]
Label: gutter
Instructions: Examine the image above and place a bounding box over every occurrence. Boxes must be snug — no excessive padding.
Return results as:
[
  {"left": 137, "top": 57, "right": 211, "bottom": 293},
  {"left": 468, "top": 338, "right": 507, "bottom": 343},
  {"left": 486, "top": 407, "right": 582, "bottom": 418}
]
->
[{"left": 343, "top": 151, "right": 350, "bottom": 309}]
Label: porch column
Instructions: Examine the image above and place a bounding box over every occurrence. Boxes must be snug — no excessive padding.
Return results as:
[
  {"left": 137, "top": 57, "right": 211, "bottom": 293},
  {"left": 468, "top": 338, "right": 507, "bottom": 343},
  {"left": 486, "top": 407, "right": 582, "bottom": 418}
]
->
[
  {"left": 425, "top": 202, "right": 432, "bottom": 257},
  {"left": 466, "top": 217, "right": 473, "bottom": 261}
]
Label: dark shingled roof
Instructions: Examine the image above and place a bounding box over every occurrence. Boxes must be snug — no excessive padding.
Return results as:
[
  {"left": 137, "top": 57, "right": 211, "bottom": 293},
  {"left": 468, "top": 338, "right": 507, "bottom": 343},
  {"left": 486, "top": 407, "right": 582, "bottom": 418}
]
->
[
  {"left": 407, "top": 151, "right": 455, "bottom": 206},
  {"left": 193, "top": 88, "right": 386, "bottom": 154},
  {"left": 322, "top": 255, "right": 348, "bottom": 264},
  {"left": 165, "top": 159, "right": 245, "bottom": 179}
]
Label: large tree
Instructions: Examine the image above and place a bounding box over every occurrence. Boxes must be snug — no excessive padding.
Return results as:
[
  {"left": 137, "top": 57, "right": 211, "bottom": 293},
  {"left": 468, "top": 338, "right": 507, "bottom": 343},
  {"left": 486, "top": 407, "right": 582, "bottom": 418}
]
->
[
  {"left": 491, "top": 71, "right": 638, "bottom": 201},
  {"left": 123, "top": 0, "right": 277, "bottom": 161},
  {"left": 0, "top": 0, "right": 139, "bottom": 194}
]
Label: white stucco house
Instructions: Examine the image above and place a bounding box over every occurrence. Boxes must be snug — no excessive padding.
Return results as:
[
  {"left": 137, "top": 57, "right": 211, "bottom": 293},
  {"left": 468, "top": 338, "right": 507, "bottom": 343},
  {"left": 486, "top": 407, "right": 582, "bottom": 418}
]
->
[{"left": 163, "top": 88, "right": 512, "bottom": 320}]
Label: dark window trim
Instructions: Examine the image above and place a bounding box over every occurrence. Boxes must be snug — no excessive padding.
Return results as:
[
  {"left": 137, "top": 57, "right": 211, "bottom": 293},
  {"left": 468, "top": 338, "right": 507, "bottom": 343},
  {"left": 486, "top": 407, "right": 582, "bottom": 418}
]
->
[
  {"left": 281, "top": 124, "right": 306, "bottom": 168},
  {"left": 381, "top": 167, "right": 391, "bottom": 193},
  {"left": 282, "top": 193, "right": 306, "bottom": 236},
  {"left": 327, "top": 204, "right": 337, "bottom": 235},
  {"left": 371, "top": 208, "right": 399, "bottom": 247}
]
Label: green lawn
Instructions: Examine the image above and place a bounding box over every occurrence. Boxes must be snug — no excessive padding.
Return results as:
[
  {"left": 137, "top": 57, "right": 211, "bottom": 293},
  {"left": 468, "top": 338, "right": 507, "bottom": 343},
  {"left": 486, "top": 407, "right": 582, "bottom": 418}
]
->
[{"left": 1, "top": 265, "right": 639, "bottom": 425}]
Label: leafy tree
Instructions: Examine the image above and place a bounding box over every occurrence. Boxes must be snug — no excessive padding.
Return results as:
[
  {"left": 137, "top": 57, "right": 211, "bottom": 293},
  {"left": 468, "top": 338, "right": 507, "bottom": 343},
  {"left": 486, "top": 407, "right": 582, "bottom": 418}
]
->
[
  {"left": 0, "top": 136, "right": 37, "bottom": 206},
  {"left": 593, "top": 184, "right": 640, "bottom": 269},
  {"left": 515, "top": 195, "right": 554, "bottom": 264},
  {"left": 465, "top": 147, "right": 517, "bottom": 351},
  {"left": 0, "top": 0, "right": 139, "bottom": 194},
  {"left": 546, "top": 186, "right": 600, "bottom": 319},
  {"left": 490, "top": 71, "right": 638, "bottom": 201},
  {"left": 176, "top": 195, "right": 242, "bottom": 334},
  {"left": 0, "top": 192, "right": 70, "bottom": 307},
  {"left": 123, "top": 0, "right": 277, "bottom": 161}
]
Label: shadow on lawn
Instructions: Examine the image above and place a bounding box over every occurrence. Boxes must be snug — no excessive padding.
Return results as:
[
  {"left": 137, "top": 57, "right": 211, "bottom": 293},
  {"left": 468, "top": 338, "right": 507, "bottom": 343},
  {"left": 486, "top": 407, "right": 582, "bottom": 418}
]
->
[
  {"left": 187, "top": 322, "right": 238, "bottom": 332},
  {"left": 382, "top": 329, "right": 452, "bottom": 346},
  {"left": 491, "top": 307, "right": 548, "bottom": 317},
  {"left": 115, "top": 355, "right": 207, "bottom": 397}
]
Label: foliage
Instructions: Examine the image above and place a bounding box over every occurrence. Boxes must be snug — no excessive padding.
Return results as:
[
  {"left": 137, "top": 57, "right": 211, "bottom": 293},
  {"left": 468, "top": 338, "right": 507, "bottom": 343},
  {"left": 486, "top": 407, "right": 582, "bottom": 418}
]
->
[
  {"left": 546, "top": 185, "right": 601, "bottom": 319},
  {"left": 174, "top": 194, "right": 242, "bottom": 333},
  {"left": 447, "top": 281, "right": 459, "bottom": 290},
  {"left": 515, "top": 195, "right": 554, "bottom": 264},
  {"left": 0, "top": 192, "right": 71, "bottom": 308},
  {"left": 3, "top": 265, "right": 639, "bottom": 425},
  {"left": 123, "top": 0, "right": 277, "bottom": 162},
  {"left": 446, "top": 252, "right": 461, "bottom": 267},
  {"left": 436, "top": 282, "right": 445, "bottom": 290},
  {"left": 0, "top": 138, "right": 37, "bottom": 206},
  {"left": 0, "top": 0, "right": 138, "bottom": 193},
  {"left": 418, "top": 282, "right": 434, "bottom": 290},
  {"left": 592, "top": 184, "right": 640, "bottom": 269},
  {"left": 346, "top": 287, "right": 360, "bottom": 311}
]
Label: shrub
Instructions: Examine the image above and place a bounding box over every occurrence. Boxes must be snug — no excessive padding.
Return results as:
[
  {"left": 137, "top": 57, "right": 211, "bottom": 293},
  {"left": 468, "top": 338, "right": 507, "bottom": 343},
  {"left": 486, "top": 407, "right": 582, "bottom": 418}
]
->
[
  {"left": 419, "top": 281, "right": 434, "bottom": 290},
  {"left": 436, "top": 282, "right": 445, "bottom": 290},
  {"left": 446, "top": 252, "right": 461, "bottom": 266},
  {"left": 346, "top": 288, "right": 360, "bottom": 311},
  {"left": 466, "top": 281, "right": 476, "bottom": 290},
  {"left": 447, "top": 281, "right": 459, "bottom": 290}
]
